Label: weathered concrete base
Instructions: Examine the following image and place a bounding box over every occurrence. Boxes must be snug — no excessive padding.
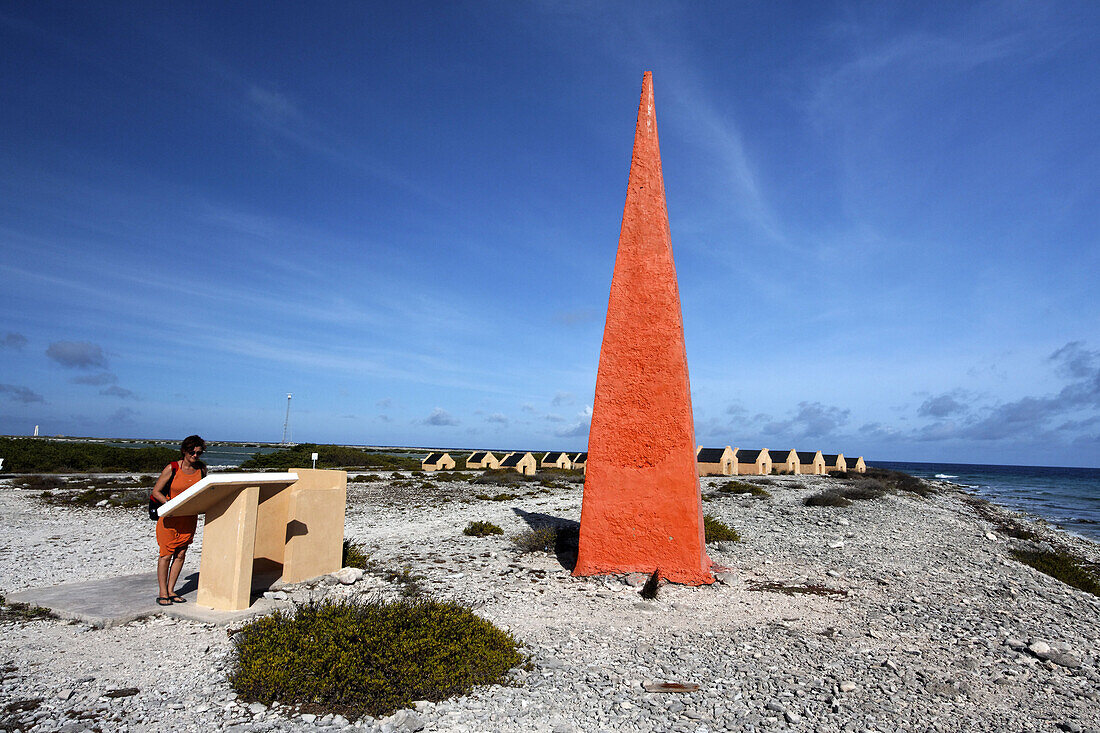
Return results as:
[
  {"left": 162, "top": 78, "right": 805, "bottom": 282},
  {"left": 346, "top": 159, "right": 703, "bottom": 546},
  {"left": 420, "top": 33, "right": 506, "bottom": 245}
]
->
[{"left": 6, "top": 570, "right": 289, "bottom": 627}]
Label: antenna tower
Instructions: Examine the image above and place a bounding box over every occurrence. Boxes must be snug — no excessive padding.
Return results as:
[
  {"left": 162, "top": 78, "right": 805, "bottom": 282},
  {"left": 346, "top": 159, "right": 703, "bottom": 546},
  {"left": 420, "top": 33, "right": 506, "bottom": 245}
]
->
[{"left": 281, "top": 393, "right": 292, "bottom": 445}]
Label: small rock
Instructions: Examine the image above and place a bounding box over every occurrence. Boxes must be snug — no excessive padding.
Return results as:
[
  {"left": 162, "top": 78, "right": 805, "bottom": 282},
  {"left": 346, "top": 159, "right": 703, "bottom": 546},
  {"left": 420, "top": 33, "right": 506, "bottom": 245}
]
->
[
  {"left": 248, "top": 702, "right": 266, "bottom": 715},
  {"left": 1028, "top": 641, "right": 1052, "bottom": 658},
  {"left": 839, "top": 681, "right": 857, "bottom": 693},
  {"left": 785, "top": 710, "right": 802, "bottom": 724},
  {"left": 827, "top": 541, "right": 844, "bottom": 549},
  {"left": 985, "top": 532, "right": 997, "bottom": 540},
  {"left": 56, "top": 689, "right": 73, "bottom": 701},
  {"left": 836, "top": 518, "right": 850, "bottom": 526},
  {"left": 765, "top": 700, "right": 785, "bottom": 714},
  {"left": 95, "top": 499, "right": 108, "bottom": 507},
  {"left": 332, "top": 567, "right": 365, "bottom": 585},
  {"left": 826, "top": 570, "right": 841, "bottom": 578},
  {"left": 1048, "top": 651, "right": 1083, "bottom": 669},
  {"left": 552, "top": 723, "right": 574, "bottom": 733},
  {"left": 714, "top": 572, "right": 738, "bottom": 586},
  {"left": 300, "top": 713, "right": 316, "bottom": 723}
]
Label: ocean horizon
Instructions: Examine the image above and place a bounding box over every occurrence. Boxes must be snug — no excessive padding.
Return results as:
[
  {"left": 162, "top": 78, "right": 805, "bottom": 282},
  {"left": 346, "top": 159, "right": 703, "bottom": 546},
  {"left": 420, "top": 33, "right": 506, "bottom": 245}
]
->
[{"left": 875, "top": 460, "right": 1100, "bottom": 542}]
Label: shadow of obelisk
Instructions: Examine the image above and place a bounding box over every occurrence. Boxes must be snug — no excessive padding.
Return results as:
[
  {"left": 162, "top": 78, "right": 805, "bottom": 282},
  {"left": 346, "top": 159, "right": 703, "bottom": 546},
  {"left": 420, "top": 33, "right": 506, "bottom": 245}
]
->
[{"left": 573, "top": 71, "right": 714, "bottom": 585}]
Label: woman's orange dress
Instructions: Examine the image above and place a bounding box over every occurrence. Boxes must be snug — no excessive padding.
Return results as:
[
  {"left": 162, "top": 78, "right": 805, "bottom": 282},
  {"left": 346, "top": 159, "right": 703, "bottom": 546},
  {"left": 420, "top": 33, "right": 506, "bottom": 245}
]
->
[{"left": 155, "top": 466, "right": 203, "bottom": 557}]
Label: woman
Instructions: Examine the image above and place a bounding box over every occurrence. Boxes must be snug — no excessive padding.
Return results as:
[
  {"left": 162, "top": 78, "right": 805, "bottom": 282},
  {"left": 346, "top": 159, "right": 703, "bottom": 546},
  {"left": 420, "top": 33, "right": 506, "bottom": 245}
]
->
[{"left": 150, "top": 435, "right": 207, "bottom": 606}]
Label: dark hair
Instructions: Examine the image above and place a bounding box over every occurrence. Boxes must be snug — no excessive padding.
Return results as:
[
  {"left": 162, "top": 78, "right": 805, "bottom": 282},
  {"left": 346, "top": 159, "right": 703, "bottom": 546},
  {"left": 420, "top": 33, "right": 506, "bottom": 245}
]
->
[{"left": 180, "top": 435, "right": 206, "bottom": 459}]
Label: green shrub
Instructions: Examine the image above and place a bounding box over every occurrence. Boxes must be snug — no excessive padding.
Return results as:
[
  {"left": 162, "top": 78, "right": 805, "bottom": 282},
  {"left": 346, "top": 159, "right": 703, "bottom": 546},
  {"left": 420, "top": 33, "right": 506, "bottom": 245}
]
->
[
  {"left": 470, "top": 470, "right": 536, "bottom": 486},
  {"left": 0, "top": 594, "right": 57, "bottom": 623},
  {"left": 229, "top": 598, "right": 524, "bottom": 720},
  {"left": 512, "top": 527, "right": 559, "bottom": 553},
  {"left": 1010, "top": 549, "right": 1100, "bottom": 597},
  {"left": 839, "top": 479, "right": 888, "bottom": 500},
  {"left": 241, "top": 444, "right": 421, "bottom": 471},
  {"left": 464, "top": 521, "right": 504, "bottom": 537},
  {"left": 716, "top": 481, "right": 771, "bottom": 498},
  {"left": 703, "top": 514, "right": 740, "bottom": 543},
  {"left": 859, "top": 468, "right": 932, "bottom": 496},
  {"left": 0, "top": 438, "right": 175, "bottom": 473},
  {"left": 804, "top": 491, "right": 852, "bottom": 507},
  {"left": 342, "top": 540, "right": 370, "bottom": 570}
]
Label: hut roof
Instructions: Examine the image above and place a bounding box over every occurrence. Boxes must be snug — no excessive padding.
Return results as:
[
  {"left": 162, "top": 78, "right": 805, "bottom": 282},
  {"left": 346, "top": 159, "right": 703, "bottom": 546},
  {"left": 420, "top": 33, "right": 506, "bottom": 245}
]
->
[
  {"left": 423, "top": 452, "right": 447, "bottom": 464},
  {"left": 697, "top": 447, "right": 729, "bottom": 463},
  {"left": 468, "top": 451, "right": 487, "bottom": 461},
  {"left": 796, "top": 451, "right": 821, "bottom": 462},
  {"left": 499, "top": 453, "right": 524, "bottom": 467},
  {"left": 543, "top": 452, "right": 569, "bottom": 462},
  {"left": 737, "top": 449, "right": 765, "bottom": 462}
]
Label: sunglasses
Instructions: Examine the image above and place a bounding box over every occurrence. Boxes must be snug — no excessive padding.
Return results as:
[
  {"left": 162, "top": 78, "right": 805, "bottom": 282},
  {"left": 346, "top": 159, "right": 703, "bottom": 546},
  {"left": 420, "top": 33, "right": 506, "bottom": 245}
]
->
[{"left": 188, "top": 448, "right": 205, "bottom": 456}]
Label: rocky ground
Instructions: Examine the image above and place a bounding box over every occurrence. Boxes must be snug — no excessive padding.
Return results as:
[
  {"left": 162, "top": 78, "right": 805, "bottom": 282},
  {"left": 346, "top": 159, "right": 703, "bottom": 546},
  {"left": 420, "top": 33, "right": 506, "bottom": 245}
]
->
[{"left": 1, "top": 470, "right": 1099, "bottom": 733}]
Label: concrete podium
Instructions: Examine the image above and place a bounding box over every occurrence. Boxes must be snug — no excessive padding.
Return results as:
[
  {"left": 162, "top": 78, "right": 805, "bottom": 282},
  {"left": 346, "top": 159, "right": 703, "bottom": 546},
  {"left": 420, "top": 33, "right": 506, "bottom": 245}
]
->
[{"left": 160, "top": 469, "right": 347, "bottom": 611}]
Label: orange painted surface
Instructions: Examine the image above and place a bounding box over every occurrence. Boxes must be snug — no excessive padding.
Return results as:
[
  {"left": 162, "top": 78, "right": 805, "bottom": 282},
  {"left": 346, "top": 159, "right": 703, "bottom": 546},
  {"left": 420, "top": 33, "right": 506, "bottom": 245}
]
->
[{"left": 574, "top": 72, "right": 713, "bottom": 585}]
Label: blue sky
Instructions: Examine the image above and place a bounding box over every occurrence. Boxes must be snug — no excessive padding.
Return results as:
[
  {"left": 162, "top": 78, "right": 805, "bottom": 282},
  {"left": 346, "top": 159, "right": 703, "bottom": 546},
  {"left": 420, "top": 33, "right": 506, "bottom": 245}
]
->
[{"left": 1, "top": 2, "right": 1098, "bottom": 466}]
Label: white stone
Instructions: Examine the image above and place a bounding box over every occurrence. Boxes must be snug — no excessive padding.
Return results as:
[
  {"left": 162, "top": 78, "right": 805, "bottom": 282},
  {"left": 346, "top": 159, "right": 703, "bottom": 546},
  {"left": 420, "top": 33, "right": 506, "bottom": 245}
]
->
[
  {"left": 839, "top": 681, "right": 857, "bottom": 693},
  {"left": 332, "top": 567, "right": 365, "bottom": 585}
]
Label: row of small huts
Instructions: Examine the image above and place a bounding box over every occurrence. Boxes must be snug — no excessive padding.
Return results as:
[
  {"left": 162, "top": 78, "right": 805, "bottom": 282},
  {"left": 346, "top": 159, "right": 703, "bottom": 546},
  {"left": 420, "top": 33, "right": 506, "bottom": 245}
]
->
[
  {"left": 422, "top": 448, "right": 865, "bottom": 476},
  {"left": 420, "top": 450, "right": 584, "bottom": 475}
]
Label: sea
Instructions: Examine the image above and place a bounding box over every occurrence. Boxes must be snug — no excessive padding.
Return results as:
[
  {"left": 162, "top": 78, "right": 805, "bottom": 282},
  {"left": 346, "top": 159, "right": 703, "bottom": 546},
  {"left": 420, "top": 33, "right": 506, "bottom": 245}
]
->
[{"left": 876, "top": 461, "right": 1100, "bottom": 543}]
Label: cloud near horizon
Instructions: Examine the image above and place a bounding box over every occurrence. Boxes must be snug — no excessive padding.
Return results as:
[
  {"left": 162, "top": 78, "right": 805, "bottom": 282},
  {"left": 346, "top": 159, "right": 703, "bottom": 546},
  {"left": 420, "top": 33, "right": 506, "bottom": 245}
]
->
[
  {"left": 71, "top": 372, "right": 117, "bottom": 386},
  {"left": 425, "top": 407, "right": 458, "bottom": 427},
  {"left": 2, "top": 333, "right": 28, "bottom": 350},
  {"left": 46, "top": 341, "right": 107, "bottom": 369},
  {"left": 0, "top": 384, "right": 45, "bottom": 404}
]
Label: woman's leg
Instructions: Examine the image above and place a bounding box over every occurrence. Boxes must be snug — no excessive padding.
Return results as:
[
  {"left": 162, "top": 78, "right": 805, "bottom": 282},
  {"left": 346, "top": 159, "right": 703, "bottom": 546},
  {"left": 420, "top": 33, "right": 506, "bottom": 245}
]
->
[
  {"left": 166, "top": 547, "right": 188, "bottom": 596},
  {"left": 157, "top": 553, "right": 171, "bottom": 600}
]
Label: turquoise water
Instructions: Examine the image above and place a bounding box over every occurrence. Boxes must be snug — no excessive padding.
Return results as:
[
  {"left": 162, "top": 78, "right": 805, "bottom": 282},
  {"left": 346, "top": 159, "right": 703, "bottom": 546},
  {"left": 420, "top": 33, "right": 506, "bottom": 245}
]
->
[{"left": 877, "top": 461, "right": 1100, "bottom": 542}]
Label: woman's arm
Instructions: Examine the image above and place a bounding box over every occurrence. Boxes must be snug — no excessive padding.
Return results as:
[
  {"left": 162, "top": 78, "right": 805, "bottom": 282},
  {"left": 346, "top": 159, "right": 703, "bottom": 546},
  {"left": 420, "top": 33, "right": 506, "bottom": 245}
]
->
[{"left": 150, "top": 464, "right": 173, "bottom": 504}]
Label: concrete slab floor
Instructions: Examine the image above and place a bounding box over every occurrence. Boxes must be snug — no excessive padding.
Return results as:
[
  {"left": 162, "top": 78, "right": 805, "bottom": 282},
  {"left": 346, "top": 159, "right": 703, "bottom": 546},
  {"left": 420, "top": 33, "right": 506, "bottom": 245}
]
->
[{"left": 6, "top": 571, "right": 289, "bottom": 627}]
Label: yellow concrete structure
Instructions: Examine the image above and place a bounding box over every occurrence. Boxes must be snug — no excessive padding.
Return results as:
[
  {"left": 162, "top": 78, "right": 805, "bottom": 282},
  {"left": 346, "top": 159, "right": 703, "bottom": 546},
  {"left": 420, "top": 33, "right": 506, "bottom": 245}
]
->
[
  {"left": 847, "top": 456, "right": 867, "bottom": 473},
  {"left": 466, "top": 451, "right": 500, "bottom": 470},
  {"left": 541, "top": 451, "right": 573, "bottom": 470},
  {"left": 735, "top": 449, "right": 771, "bottom": 476},
  {"left": 823, "top": 454, "right": 847, "bottom": 473},
  {"left": 696, "top": 446, "right": 736, "bottom": 476},
  {"left": 768, "top": 449, "right": 798, "bottom": 474},
  {"left": 796, "top": 451, "right": 826, "bottom": 475},
  {"left": 160, "top": 469, "right": 347, "bottom": 612},
  {"left": 570, "top": 452, "right": 587, "bottom": 470},
  {"left": 499, "top": 451, "right": 537, "bottom": 476},
  {"left": 421, "top": 452, "right": 456, "bottom": 472}
]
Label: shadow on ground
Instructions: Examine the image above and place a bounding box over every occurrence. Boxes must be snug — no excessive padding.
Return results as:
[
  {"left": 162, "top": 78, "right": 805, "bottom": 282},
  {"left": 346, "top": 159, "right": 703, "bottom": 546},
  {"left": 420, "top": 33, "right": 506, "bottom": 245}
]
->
[{"left": 512, "top": 508, "right": 579, "bottom": 572}]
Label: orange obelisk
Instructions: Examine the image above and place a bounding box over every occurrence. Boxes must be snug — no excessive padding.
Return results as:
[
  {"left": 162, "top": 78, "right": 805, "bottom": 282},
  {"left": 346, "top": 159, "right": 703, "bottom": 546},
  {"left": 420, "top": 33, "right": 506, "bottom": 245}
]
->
[{"left": 574, "top": 72, "right": 713, "bottom": 585}]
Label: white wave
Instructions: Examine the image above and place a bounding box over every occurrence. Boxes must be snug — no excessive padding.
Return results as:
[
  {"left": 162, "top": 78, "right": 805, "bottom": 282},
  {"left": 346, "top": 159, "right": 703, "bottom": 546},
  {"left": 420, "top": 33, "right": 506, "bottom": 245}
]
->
[{"left": 935, "top": 473, "right": 958, "bottom": 479}]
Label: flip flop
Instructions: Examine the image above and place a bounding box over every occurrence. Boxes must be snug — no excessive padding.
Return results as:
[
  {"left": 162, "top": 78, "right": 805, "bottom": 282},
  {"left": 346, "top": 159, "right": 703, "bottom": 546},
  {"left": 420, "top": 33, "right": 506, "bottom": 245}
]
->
[
  {"left": 156, "top": 596, "right": 172, "bottom": 606},
  {"left": 168, "top": 595, "right": 187, "bottom": 604}
]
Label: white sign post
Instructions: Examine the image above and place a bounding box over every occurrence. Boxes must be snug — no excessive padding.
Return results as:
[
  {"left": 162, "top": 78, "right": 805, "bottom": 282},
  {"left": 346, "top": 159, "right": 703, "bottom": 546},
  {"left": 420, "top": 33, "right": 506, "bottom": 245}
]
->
[{"left": 311, "top": 452, "right": 319, "bottom": 469}]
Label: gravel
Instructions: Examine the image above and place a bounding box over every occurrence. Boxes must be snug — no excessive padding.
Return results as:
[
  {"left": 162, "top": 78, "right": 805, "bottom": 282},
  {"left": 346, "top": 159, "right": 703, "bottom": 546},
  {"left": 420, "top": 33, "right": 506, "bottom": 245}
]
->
[{"left": 2, "top": 470, "right": 1099, "bottom": 732}]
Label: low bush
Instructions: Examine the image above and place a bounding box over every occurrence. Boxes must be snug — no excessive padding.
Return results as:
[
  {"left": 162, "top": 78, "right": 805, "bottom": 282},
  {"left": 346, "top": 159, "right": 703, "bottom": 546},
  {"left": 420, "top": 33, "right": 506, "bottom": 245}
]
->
[
  {"left": 342, "top": 540, "right": 371, "bottom": 570},
  {"left": 464, "top": 521, "right": 504, "bottom": 537},
  {"left": 1010, "top": 549, "right": 1100, "bottom": 597},
  {"left": 804, "top": 491, "right": 852, "bottom": 507},
  {"left": 0, "top": 594, "right": 57, "bottom": 623},
  {"left": 474, "top": 492, "right": 518, "bottom": 502},
  {"left": 0, "top": 438, "right": 176, "bottom": 473},
  {"left": 470, "top": 470, "right": 536, "bottom": 486},
  {"left": 861, "top": 468, "right": 932, "bottom": 496},
  {"left": 716, "top": 481, "right": 771, "bottom": 498},
  {"left": 241, "top": 444, "right": 421, "bottom": 471},
  {"left": 512, "top": 527, "right": 559, "bottom": 553},
  {"left": 839, "top": 479, "right": 888, "bottom": 500},
  {"left": 229, "top": 598, "right": 524, "bottom": 719},
  {"left": 703, "top": 514, "right": 740, "bottom": 543}
]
